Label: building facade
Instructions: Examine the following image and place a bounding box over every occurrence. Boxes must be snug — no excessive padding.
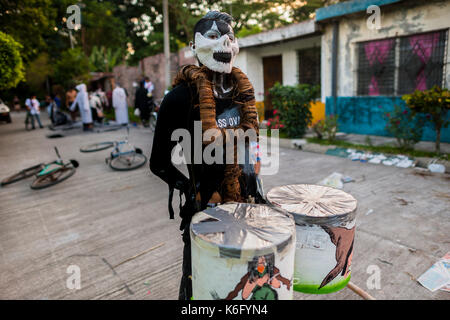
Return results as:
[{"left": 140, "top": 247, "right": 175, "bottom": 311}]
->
[{"left": 317, "top": 0, "right": 450, "bottom": 142}]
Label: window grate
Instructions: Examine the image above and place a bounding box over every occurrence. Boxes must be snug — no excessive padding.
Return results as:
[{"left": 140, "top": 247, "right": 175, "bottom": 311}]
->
[
  {"left": 356, "top": 30, "right": 448, "bottom": 96},
  {"left": 298, "top": 47, "right": 321, "bottom": 86},
  {"left": 357, "top": 38, "right": 396, "bottom": 96},
  {"left": 398, "top": 30, "right": 447, "bottom": 95}
]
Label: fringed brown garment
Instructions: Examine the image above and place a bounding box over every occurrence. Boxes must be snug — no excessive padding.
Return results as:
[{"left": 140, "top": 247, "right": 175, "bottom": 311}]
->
[{"left": 173, "top": 65, "right": 259, "bottom": 203}]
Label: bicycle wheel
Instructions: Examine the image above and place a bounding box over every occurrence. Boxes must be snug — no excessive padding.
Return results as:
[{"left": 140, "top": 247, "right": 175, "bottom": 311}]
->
[
  {"left": 109, "top": 153, "right": 147, "bottom": 171},
  {"left": 80, "top": 142, "right": 114, "bottom": 153},
  {"left": 30, "top": 166, "right": 76, "bottom": 190},
  {"left": 1, "top": 163, "right": 44, "bottom": 186}
]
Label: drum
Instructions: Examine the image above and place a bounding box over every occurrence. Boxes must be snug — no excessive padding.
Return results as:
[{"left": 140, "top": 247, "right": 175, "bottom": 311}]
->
[
  {"left": 190, "top": 202, "right": 296, "bottom": 300},
  {"left": 267, "top": 184, "right": 357, "bottom": 294}
]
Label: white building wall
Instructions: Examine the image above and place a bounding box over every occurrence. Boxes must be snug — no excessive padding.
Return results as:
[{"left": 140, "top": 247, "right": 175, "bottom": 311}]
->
[
  {"left": 236, "top": 35, "right": 321, "bottom": 102},
  {"left": 321, "top": 0, "right": 450, "bottom": 101}
]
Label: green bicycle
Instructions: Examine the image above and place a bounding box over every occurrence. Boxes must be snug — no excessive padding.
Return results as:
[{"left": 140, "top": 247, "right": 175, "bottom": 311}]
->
[{"left": 1, "top": 147, "right": 79, "bottom": 189}]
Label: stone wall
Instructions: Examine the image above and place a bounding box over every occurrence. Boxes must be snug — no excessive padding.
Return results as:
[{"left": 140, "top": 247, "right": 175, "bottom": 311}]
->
[{"left": 113, "top": 46, "right": 196, "bottom": 106}]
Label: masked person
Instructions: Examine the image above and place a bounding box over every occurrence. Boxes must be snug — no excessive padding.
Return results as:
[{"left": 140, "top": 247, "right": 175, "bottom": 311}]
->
[
  {"left": 150, "top": 11, "right": 263, "bottom": 300},
  {"left": 112, "top": 83, "right": 129, "bottom": 125},
  {"left": 70, "top": 84, "right": 93, "bottom": 131}
]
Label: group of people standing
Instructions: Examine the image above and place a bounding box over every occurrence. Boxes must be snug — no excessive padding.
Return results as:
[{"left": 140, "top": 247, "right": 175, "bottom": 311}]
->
[
  {"left": 21, "top": 77, "right": 155, "bottom": 132},
  {"left": 67, "top": 83, "right": 129, "bottom": 131}
]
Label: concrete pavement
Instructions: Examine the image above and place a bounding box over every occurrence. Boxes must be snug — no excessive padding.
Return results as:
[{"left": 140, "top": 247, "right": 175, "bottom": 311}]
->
[{"left": 0, "top": 111, "right": 448, "bottom": 299}]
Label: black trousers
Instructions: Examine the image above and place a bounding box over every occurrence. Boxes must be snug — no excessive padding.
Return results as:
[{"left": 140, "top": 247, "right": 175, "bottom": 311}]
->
[{"left": 178, "top": 225, "right": 192, "bottom": 300}]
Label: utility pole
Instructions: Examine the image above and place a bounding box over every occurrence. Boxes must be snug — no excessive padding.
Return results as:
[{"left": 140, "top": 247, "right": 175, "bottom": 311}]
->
[{"left": 163, "top": 0, "right": 170, "bottom": 89}]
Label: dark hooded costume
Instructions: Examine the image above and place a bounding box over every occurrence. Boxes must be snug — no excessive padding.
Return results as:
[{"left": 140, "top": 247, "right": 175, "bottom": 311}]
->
[{"left": 149, "top": 11, "right": 263, "bottom": 300}]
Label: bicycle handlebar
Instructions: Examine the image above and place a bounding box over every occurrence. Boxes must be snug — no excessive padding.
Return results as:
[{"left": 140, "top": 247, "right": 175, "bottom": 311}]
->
[{"left": 54, "top": 146, "right": 62, "bottom": 160}]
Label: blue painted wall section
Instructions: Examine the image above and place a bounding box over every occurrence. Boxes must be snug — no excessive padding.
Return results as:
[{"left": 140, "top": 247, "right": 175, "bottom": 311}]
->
[
  {"left": 316, "top": 0, "right": 402, "bottom": 22},
  {"left": 325, "top": 96, "right": 450, "bottom": 143}
]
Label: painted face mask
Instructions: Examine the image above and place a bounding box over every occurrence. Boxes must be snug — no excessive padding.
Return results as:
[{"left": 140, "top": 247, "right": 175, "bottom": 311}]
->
[{"left": 193, "top": 20, "right": 239, "bottom": 74}]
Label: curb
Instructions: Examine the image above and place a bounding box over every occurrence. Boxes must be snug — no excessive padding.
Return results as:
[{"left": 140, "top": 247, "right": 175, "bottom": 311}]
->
[{"left": 268, "top": 137, "right": 450, "bottom": 173}]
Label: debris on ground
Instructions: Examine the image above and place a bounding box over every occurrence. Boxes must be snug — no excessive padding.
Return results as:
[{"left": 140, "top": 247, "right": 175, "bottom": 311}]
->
[
  {"left": 417, "top": 252, "right": 450, "bottom": 292},
  {"left": 325, "top": 147, "right": 416, "bottom": 168},
  {"left": 318, "top": 173, "right": 357, "bottom": 189},
  {"left": 393, "top": 197, "right": 413, "bottom": 206},
  {"left": 428, "top": 163, "right": 446, "bottom": 173},
  {"left": 365, "top": 209, "right": 374, "bottom": 216},
  {"left": 318, "top": 172, "right": 344, "bottom": 189}
]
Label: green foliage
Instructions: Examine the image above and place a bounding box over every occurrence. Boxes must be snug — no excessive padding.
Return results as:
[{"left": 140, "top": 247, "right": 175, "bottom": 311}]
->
[
  {"left": 53, "top": 48, "right": 90, "bottom": 88},
  {"left": 0, "top": 0, "right": 55, "bottom": 63},
  {"left": 402, "top": 86, "right": 450, "bottom": 153},
  {"left": 266, "top": 109, "right": 284, "bottom": 130},
  {"left": 307, "top": 137, "right": 449, "bottom": 161},
  {"left": 0, "top": 32, "right": 25, "bottom": 90},
  {"left": 313, "top": 115, "right": 339, "bottom": 142},
  {"left": 269, "top": 83, "right": 319, "bottom": 138},
  {"left": 25, "top": 53, "right": 52, "bottom": 95},
  {"left": 237, "top": 26, "right": 262, "bottom": 38},
  {"left": 89, "top": 46, "right": 123, "bottom": 72},
  {"left": 383, "top": 105, "right": 424, "bottom": 150}
]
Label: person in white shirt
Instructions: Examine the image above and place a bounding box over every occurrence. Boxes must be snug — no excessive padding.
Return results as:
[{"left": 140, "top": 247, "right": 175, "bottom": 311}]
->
[
  {"left": 89, "top": 92, "right": 104, "bottom": 123},
  {"left": 112, "top": 83, "right": 129, "bottom": 125},
  {"left": 70, "top": 83, "right": 93, "bottom": 131},
  {"left": 144, "top": 77, "right": 154, "bottom": 97},
  {"left": 25, "top": 95, "right": 43, "bottom": 129}
]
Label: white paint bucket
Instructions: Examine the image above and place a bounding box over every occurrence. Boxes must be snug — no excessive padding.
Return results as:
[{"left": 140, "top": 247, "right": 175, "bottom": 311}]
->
[
  {"left": 267, "top": 184, "right": 357, "bottom": 294},
  {"left": 190, "top": 203, "right": 296, "bottom": 300}
]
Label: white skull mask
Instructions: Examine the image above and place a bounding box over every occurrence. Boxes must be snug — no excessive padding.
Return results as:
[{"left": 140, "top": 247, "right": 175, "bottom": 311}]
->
[{"left": 192, "top": 21, "right": 239, "bottom": 74}]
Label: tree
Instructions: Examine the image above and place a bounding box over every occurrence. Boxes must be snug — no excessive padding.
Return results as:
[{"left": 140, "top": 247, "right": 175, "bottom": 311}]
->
[
  {"left": 402, "top": 86, "right": 450, "bottom": 154},
  {"left": 0, "top": 0, "right": 55, "bottom": 63},
  {"left": 0, "top": 32, "right": 25, "bottom": 90},
  {"left": 89, "top": 46, "right": 123, "bottom": 72},
  {"left": 25, "top": 53, "right": 53, "bottom": 95},
  {"left": 53, "top": 48, "right": 90, "bottom": 89}
]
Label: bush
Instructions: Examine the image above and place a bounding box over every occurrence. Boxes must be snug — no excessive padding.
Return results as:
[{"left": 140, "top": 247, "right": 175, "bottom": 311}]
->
[
  {"left": 266, "top": 109, "right": 285, "bottom": 130},
  {"left": 0, "top": 32, "right": 25, "bottom": 90},
  {"left": 313, "top": 115, "right": 339, "bottom": 142},
  {"left": 269, "top": 83, "right": 319, "bottom": 138},
  {"left": 383, "top": 105, "right": 424, "bottom": 150},
  {"left": 402, "top": 86, "right": 450, "bottom": 153}
]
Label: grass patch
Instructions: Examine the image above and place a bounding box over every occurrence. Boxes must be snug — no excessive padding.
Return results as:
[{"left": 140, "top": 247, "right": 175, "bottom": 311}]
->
[
  {"left": 103, "top": 107, "right": 140, "bottom": 124},
  {"left": 306, "top": 137, "right": 449, "bottom": 160}
]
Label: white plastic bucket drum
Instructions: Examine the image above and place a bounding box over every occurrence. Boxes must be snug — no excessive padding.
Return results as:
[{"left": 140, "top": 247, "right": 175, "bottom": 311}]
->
[
  {"left": 266, "top": 184, "right": 357, "bottom": 294},
  {"left": 190, "top": 202, "right": 296, "bottom": 300}
]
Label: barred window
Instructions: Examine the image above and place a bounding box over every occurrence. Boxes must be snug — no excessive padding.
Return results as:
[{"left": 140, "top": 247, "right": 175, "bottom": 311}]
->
[
  {"left": 298, "top": 47, "right": 321, "bottom": 86},
  {"left": 357, "top": 38, "right": 396, "bottom": 96},
  {"left": 398, "top": 30, "right": 448, "bottom": 95},
  {"left": 357, "top": 30, "right": 448, "bottom": 96}
]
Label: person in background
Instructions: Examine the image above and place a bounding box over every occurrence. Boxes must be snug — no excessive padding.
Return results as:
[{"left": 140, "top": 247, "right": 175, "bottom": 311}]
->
[
  {"left": 13, "top": 96, "right": 21, "bottom": 111},
  {"left": 112, "top": 83, "right": 129, "bottom": 125},
  {"left": 25, "top": 95, "right": 43, "bottom": 129},
  {"left": 89, "top": 91, "right": 104, "bottom": 124},
  {"left": 66, "top": 87, "right": 77, "bottom": 121},
  {"left": 95, "top": 84, "right": 109, "bottom": 109},
  {"left": 144, "top": 76, "right": 154, "bottom": 97},
  {"left": 45, "top": 95, "right": 52, "bottom": 116},
  {"left": 70, "top": 84, "right": 93, "bottom": 131},
  {"left": 53, "top": 94, "right": 61, "bottom": 110},
  {"left": 134, "top": 80, "right": 151, "bottom": 127}
]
